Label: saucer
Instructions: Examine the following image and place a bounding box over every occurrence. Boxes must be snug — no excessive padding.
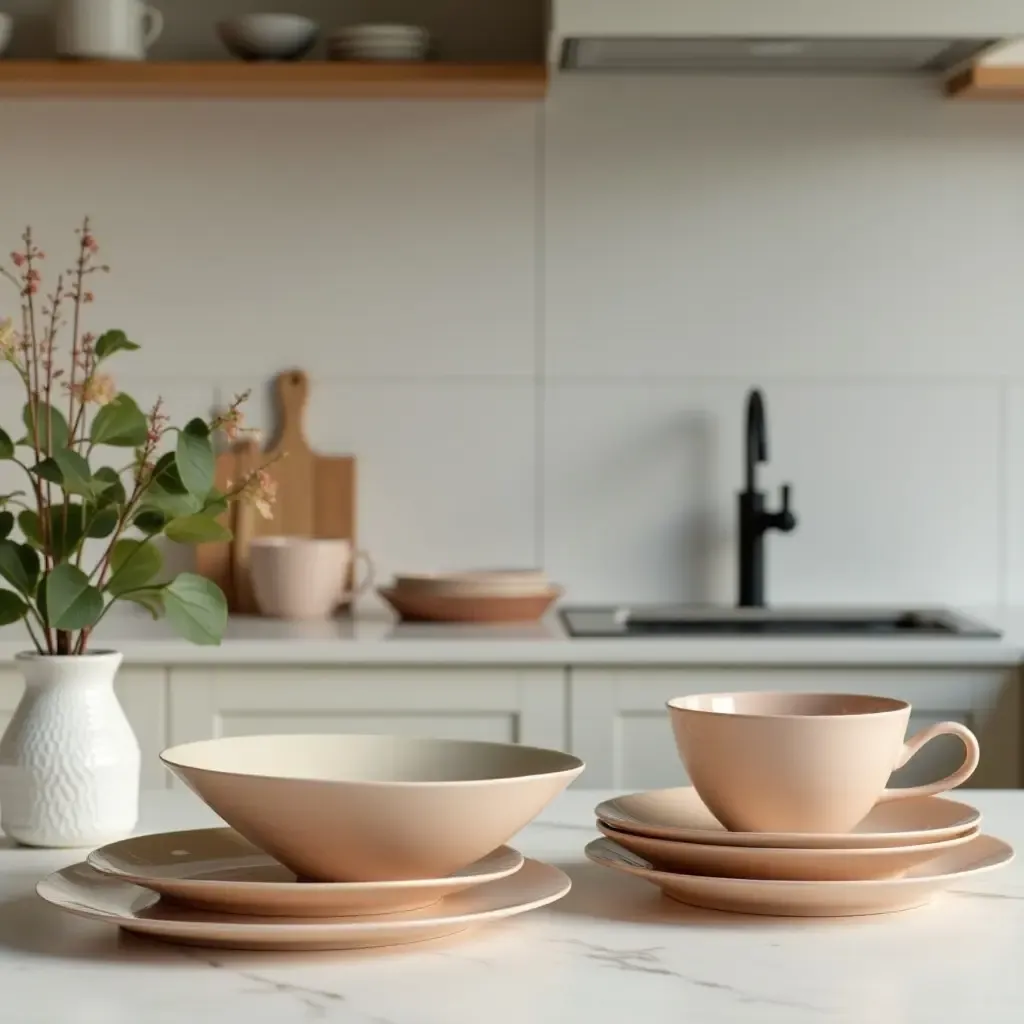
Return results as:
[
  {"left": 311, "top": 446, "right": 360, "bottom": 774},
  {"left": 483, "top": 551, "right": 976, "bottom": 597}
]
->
[
  {"left": 37, "top": 858, "right": 570, "bottom": 951},
  {"left": 595, "top": 788, "right": 980, "bottom": 849},
  {"left": 87, "top": 829, "right": 524, "bottom": 917},
  {"left": 597, "top": 820, "right": 980, "bottom": 882},
  {"left": 586, "top": 834, "right": 1012, "bottom": 917}
]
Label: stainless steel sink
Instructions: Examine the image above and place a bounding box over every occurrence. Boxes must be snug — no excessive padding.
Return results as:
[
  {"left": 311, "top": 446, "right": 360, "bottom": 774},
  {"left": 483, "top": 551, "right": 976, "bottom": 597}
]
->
[{"left": 560, "top": 606, "right": 1001, "bottom": 638}]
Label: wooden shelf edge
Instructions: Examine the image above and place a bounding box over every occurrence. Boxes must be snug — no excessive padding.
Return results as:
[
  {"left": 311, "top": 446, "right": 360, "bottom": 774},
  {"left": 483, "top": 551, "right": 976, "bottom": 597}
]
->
[
  {"left": 947, "top": 64, "right": 1024, "bottom": 100},
  {"left": 0, "top": 61, "right": 548, "bottom": 100}
]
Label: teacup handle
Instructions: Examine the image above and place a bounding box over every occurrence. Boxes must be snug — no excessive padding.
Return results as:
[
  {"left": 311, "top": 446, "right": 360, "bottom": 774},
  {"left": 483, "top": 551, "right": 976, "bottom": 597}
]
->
[
  {"left": 142, "top": 5, "right": 164, "bottom": 48},
  {"left": 338, "top": 549, "right": 375, "bottom": 604},
  {"left": 877, "top": 721, "right": 980, "bottom": 803}
]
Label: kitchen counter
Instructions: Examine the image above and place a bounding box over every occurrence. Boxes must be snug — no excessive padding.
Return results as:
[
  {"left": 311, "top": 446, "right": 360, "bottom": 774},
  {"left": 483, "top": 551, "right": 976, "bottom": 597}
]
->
[
  {"left": 8, "top": 788, "right": 1023, "bottom": 1023},
  {"left": 0, "top": 606, "right": 1019, "bottom": 667}
]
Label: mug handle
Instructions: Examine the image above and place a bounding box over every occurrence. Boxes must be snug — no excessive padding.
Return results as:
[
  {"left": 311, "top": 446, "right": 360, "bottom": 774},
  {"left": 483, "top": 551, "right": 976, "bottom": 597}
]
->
[
  {"left": 876, "top": 721, "right": 980, "bottom": 803},
  {"left": 142, "top": 5, "right": 164, "bottom": 48},
  {"left": 338, "top": 549, "right": 375, "bottom": 604}
]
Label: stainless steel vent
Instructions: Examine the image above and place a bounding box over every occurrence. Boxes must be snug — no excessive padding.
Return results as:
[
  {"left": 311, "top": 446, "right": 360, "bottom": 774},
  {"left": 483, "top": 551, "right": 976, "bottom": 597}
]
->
[{"left": 561, "top": 37, "right": 996, "bottom": 74}]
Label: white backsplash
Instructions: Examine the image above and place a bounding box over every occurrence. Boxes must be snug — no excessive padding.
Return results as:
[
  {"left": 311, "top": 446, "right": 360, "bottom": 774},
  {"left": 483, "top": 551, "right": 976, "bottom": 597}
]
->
[{"left": 1, "top": 75, "right": 1023, "bottom": 607}]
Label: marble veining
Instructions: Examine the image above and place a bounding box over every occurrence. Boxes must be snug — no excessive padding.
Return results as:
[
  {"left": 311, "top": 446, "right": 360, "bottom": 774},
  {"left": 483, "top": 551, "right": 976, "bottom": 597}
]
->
[{"left": 7, "top": 789, "right": 1024, "bottom": 1023}]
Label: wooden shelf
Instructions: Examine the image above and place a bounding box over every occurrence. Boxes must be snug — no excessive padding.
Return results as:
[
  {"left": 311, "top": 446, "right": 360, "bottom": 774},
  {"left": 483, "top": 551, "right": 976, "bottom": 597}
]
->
[
  {"left": 947, "top": 65, "right": 1024, "bottom": 100},
  {"left": 0, "top": 60, "right": 547, "bottom": 100}
]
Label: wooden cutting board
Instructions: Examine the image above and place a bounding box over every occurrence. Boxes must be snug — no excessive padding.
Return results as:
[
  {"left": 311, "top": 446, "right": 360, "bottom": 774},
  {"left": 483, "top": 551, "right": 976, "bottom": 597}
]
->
[{"left": 195, "top": 369, "right": 357, "bottom": 614}]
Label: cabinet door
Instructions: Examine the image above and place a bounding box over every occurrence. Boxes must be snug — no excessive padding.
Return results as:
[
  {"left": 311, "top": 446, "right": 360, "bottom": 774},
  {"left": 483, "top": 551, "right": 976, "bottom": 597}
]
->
[
  {"left": 167, "top": 666, "right": 568, "bottom": 786},
  {"left": 0, "top": 666, "right": 169, "bottom": 790},
  {"left": 570, "top": 667, "right": 1019, "bottom": 791}
]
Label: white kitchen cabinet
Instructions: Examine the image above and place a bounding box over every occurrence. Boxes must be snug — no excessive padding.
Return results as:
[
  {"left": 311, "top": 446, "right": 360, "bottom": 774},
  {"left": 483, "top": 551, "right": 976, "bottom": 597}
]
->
[
  {"left": 569, "top": 667, "right": 1022, "bottom": 791},
  {"left": 167, "top": 666, "right": 569, "bottom": 787},
  {"left": 0, "top": 666, "right": 169, "bottom": 790}
]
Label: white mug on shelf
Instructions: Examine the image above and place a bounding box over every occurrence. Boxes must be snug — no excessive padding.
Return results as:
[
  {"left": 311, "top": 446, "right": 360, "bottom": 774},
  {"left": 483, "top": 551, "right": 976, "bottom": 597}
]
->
[{"left": 56, "top": 0, "right": 164, "bottom": 61}]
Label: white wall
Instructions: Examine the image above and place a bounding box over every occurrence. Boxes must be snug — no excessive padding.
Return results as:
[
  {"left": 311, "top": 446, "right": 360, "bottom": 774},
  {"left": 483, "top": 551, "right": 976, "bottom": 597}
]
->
[{"left": 1, "top": 74, "right": 1023, "bottom": 608}]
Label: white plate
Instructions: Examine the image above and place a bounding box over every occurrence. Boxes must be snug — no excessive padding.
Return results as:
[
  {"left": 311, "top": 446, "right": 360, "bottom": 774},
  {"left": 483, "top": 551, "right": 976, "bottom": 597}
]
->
[
  {"left": 38, "top": 858, "right": 570, "bottom": 951},
  {"left": 87, "top": 828, "right": 524, "bottom": 917},
  {"left": 586, "top": 834, "right": 1013, "bottom": 917},
  {"left": 596, "top": 787, "right": 981, "bottom": 849}
]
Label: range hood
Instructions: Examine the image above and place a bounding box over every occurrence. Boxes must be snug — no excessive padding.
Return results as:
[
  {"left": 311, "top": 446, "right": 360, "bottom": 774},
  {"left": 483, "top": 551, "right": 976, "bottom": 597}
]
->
[{"left": 551, "top": 0, "right": 1024, "bottom": 77}]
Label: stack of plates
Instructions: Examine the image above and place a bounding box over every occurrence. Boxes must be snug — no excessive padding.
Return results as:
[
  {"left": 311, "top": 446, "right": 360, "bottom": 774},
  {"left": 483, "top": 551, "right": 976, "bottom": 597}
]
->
[
  {"left": 38, "top": 829, "right": 569, "bottom": 951},
  {"left": 36, "top": 734, "right": 582, "bottom": 951},
  {"left": 587, "top": 787, "right": 1013, "bottom": 917},
  {"left": 327, "top": 24, "right": 430, "bottom": 62},
  {"left": 380, "top": 569, "right": 562, "bottom": 623}
]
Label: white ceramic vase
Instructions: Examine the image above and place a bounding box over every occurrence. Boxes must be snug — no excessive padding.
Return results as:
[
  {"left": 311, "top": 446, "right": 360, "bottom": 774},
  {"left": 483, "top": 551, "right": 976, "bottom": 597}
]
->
[{"left": 0, "top": 650, "right": 140, "bottom": 848}]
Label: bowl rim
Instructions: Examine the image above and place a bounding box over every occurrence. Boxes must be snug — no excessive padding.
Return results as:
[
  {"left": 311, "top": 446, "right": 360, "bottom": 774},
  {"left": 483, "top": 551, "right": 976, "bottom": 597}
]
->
[{"left": 160, "top": 733, "right": 585, "bottom": 787}]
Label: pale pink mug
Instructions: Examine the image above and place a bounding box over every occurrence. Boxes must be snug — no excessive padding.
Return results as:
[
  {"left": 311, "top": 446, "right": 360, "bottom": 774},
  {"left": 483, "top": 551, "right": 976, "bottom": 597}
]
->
[
  {"left": 249, "top": 538, "right": 374, "bottom": 620},
  {"left": 667, "top": 692, "right": 980, "bottom": 834}
]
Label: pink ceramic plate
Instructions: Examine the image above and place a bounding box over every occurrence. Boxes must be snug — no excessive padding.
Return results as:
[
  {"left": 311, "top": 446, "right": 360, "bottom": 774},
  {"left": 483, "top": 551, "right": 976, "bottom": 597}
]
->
[
  {"left": 586, "top": 834, "right": 1012, "bottom": 918},
  {"left": 38, "top": 858, "right": 570, "bottom": 951},
  {"left": 597, "top": 820, "right": 980, "bottom": 882},
  {"left": 88, "top": 828, "right": 525, "bottom": 917},
  {"left": 595, "top": 787, "right": 980, "bottom": 849}
]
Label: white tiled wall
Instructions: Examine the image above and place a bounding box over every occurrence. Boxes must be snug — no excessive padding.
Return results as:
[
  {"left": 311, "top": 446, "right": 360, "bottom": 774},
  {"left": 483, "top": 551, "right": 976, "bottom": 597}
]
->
[{"left": 2, "top": 75, "right": 1023, "bottom": 607}]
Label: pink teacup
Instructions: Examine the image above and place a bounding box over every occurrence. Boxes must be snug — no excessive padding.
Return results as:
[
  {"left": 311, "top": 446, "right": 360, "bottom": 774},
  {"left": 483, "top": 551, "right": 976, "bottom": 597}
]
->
[
  {"left": 667, "top": 692, "right": 980, "bottom": 834},
  {"left": 250, "top": 538, "right": 374, "bottom": 620}
]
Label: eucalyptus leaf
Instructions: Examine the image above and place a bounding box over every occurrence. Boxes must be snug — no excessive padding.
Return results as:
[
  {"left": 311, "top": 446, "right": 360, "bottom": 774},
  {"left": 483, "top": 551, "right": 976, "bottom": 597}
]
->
[
  {"left": 183, "top": 418, "right": 210, "bottom": 439},
  {"left": 151, "top": 452, "right": 186, "bottom": 494},
  {"left": 42, "top": 563, "right": 104, "bottom": 630},
  {"left": 176, "top": 421, "right": 214, "bottom": 499},
  {"left": 93, "top": 467, "right": 126, "bottom": 507},
  {"left": 133, "top": 509, "right": 166, "bottom": 536},
  {"left": 203, "top": 489, "right": 229, "bottom": 519},
  {"left": 43, "top": 504, "right": 87, "bottom": 561},
  {"left": 0, "top": 540, "right": 38, "bottom": 595},
  {"left": 31, "top": 458, "right": 63, "bottom": 487},
  {"left": 33, "top": 449, "right": 97, "bottom": 498},
  {"left": 163, "top": 573, "right": 226, "bottom": 646},
  {"left": 90, "top": 395, "right": 148, "bottom": 447},
  {"left": 94, "top": 330, "right": 140, "bottom": 361},
  {"left": 16, "top": 545, "right": 38, "bottom": 595},
  {"left": 0, "top": 511, "right": 13, "bottom": 541},
  {"left": 139, "top": 486, "right": 200, "bottom": 520},
  {"left": 18, "top": 510, "right": 40, "bottom": 547},
  {"left": 123, "top": 588, "right": 165, "bottom": 620},
  {"left": 164, "top": 514, "right": 231, "bottom": 545},
  {"left": 22, "top": 401, "right": 69, "bottom": 451},
  {"left": 0, "top": 429, "right": 13, "bottom": 460},
  {"left": 107, "top": 539, "right": 162, "bottom": 596},
  {"left": 0, "top": 590, "right": 27, "bottom": 626},
  {"left": 85, "top": 505, "right": 119, "bottom": 540}
]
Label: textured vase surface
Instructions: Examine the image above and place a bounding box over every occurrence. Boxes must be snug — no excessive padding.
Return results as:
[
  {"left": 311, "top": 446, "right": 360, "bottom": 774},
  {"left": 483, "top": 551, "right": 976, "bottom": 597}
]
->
[{"left": 0, "top": 650, "right": 140, "bottom": 848}]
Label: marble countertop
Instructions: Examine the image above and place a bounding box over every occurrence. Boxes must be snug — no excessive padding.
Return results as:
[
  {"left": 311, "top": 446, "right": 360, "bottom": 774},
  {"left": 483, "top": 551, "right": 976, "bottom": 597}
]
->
[
  {"left": 8, "top": 788, "right": 1023, "bottom": 1023},
  {"left": 0, "top": 606, "right": 1020, "bottom": 668}
]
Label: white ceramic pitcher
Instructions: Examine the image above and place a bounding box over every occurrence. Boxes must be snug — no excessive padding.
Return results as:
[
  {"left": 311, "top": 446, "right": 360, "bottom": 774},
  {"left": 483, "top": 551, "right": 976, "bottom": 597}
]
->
[{"left": 56, "top": 0, "right": 163, "bottom": 60}]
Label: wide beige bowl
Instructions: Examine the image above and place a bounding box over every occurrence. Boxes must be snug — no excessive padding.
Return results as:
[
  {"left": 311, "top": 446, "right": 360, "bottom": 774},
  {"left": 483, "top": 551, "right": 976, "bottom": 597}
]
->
[{"left": 160, "top": 735, "right": 584, "bottom": 883}]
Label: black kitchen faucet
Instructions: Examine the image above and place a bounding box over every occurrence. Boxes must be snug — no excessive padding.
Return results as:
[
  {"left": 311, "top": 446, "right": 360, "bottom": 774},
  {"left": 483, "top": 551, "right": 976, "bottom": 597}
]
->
[{"left": 737, "top": 388, "right": 797, "bottom": 608}]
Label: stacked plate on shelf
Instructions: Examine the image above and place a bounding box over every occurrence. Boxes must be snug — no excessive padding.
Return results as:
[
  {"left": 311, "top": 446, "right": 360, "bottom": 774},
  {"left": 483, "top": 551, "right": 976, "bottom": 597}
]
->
[
  {"left": 327, "top": 24, "right": 430, "bottom": 62},
  {"left": 379, "top": 569, "right": 563, "bottom": 623},
  {"left": 36, "top": 735, "right": 582, "bottom": 951}
]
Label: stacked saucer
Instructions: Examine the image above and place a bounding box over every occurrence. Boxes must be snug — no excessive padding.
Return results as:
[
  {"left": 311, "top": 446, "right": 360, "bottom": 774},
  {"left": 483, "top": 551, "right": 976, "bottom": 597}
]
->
[
  {"left": 587, "top": 691, "right": 1014, "bottom": 917},
  {"left": 327, "top": 24, "right": 429, "bottom": 62},
  {"left": 587, "top": 787, "right": 1011, "bottom": 917},
  {"left": 36, "top": 735, "right": 582, "bottom": 951}
]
